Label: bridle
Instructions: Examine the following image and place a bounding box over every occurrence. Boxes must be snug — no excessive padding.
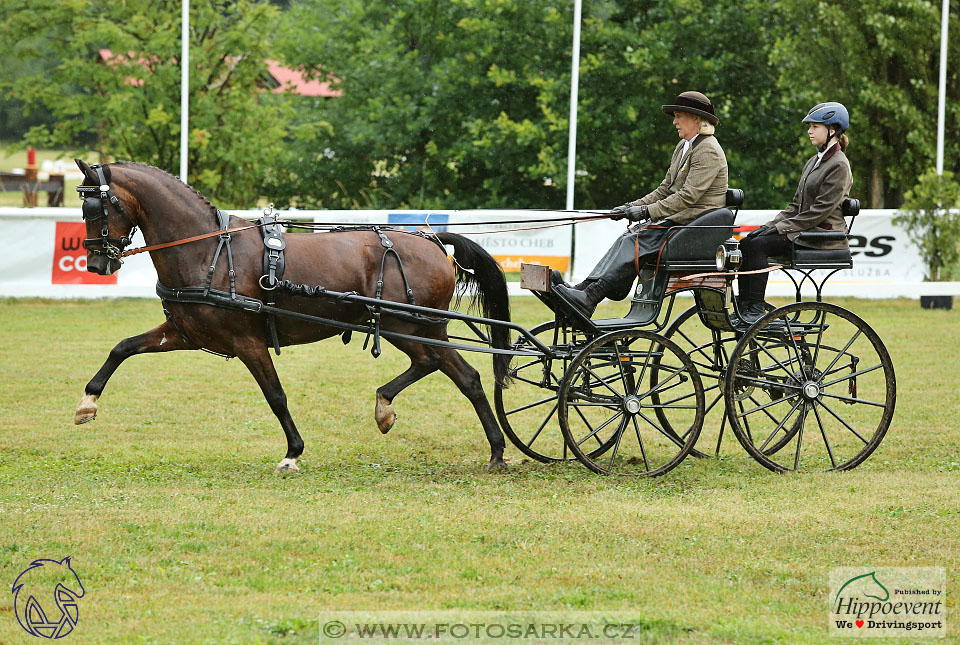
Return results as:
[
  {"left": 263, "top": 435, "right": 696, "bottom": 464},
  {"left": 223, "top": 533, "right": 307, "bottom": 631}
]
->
[{"left": 76, "top": 165, "right": 138, "bottom": 262}]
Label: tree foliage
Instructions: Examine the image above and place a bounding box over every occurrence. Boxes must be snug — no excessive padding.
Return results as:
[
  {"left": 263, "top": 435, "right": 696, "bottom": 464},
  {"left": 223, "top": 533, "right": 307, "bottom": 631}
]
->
[
  {"left": 271, "top": 0, "right": 794, "bottom": 209},
  {"left": 895, "top": 170, "right": 960, "bottom": 280},
  {"left": 2, "top": 1, "right": 958, "bottom": 212},
  {"left": 771, "top": 0, "right": 960, "bottom": 208},
  {"left": 0, "top": 0, "right": 292, "bottom": 207}
]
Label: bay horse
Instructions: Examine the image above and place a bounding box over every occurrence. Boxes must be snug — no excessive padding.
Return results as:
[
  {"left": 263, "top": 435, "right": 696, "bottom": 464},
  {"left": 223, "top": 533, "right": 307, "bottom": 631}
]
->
[{"left": 72, "top": 160, "right": 512, "bottom": 471}]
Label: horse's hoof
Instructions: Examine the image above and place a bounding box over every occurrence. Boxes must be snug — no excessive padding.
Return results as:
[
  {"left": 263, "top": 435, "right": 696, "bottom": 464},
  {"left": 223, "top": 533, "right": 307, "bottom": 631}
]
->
[
  {"left": 488, "top": 459, "right": 508, "bottom": 471},
  {"left": 275, "top": 458, "right": 300, "bottom": 473},
  {"left": 74, "top": 394, "right": 99, "bottom": 425},
  {"left": 375, "top": 394, "right": 397, "bottom": 434}
]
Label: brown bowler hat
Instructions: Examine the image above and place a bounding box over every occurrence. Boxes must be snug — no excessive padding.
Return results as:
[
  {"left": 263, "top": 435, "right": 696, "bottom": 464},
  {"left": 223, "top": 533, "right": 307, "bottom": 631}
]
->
[{"left": 661, "top": 91, "right": 719, "bottom": 125}]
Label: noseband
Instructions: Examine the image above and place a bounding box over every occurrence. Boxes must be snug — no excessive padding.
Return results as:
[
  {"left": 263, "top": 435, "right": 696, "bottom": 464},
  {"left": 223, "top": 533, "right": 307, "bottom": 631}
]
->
[{"left": 76, "top": 165, "right": 138, "bottom": 261}]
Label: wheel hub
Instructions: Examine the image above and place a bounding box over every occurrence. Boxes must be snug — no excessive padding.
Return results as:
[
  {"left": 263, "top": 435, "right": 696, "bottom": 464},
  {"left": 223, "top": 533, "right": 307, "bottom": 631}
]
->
[
  {"left": 802, "top": 381, "right": 821, "bottom": 400},
  {"left": 623, "top": 395, "right": 642, "bottom": 415}
]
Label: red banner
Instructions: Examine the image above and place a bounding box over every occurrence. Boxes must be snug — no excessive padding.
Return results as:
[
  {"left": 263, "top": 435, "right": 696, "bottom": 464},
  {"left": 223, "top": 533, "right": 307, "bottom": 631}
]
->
[{"left": 52, "top": 222, "right": 117, "bottom": 284}]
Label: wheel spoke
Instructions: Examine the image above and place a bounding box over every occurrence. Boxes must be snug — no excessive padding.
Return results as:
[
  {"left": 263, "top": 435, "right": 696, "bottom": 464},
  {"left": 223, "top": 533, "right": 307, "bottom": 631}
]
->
[
  {"left": 579, "top": 361, "right": 627, "bottom": 398},
  {"left": 753, "top": 339, "right": 802, "bottom": 382},
  {"left": 636, "top": 410, "right": 687, "bottom": 449},
  {"left": 573, "top": 407, "right": 623, "bottom": 448},
  {"left": 524, "top": 401, "right": 559, "bottom": 449},
  {"left": 675, "top": 328, "right": 715, "bottom": 366},
  {"left": 606, "top": 414, "right": 630, "bottom": 471},
  {"left": 821, "top": 363, "right": 884, "bottom": 388},
  {"left": 630, "top": 338, "right": 659, "bottom": 396},
  {"left": 746, "top": 393, "right": 785, "bottom": 426},
  {"left": 736, "top": 391, "right": 801, "bottom": 418},
  {"left": 637, "top": 363, "right": 687, "bottom": 399},
  {"left": 817, "top": 398, "right": 870, "bottom": 444},
  {"left": 757, "top": 397, "right": 803, "bottom": 452},
  {"left": 810, "top": 312, "right": 827, "bottom": 370},
  {"left": 792, "top": 405, "right": 807, "bottom": 471},
  {"left": 738, "top": 399, "right": 753, "bottom": 443},
  {"left": 820, "top": 392, "right": 886, "bottom": 408},
  {"left": 506, "top": 394, "right": 558, "bottom": 416},
  {"left": 820, "top": 328, "right": 863, "bottom": 379},
  {"left": 704, "top": 390, "right": 724, "bottom": 415},
  {"left": 632, "top": 416, "right": 650, "bottom": 472},
  {"left": 812, "top": 401, "right": 837, "bottom": 469}
]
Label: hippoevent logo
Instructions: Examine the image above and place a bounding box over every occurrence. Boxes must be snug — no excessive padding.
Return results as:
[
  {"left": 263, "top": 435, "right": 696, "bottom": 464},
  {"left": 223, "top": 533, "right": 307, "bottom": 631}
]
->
[
  {"left": 52, "top": 222, "right": 117, "bottom": 284},
  {"left": 11, "top": 557, "right": 86, "bottom": 639},
  {"left": 829, "top": 567, "right": 945, "bottom": 638}
]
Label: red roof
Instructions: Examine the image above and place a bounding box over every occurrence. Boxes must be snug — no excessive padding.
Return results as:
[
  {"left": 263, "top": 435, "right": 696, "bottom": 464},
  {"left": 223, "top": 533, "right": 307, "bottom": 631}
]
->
[
  {"left": 265, "top": 59, "right": 341, "bottom": 97},
  {"left": 97, "top": 50, "right": 340, "bottom": 98}
]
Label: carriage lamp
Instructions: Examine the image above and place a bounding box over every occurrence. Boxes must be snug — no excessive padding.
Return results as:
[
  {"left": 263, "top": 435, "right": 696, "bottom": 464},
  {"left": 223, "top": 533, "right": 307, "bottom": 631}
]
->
[{"left": 715, "top": 238, "right": 742, "bottom": 271}]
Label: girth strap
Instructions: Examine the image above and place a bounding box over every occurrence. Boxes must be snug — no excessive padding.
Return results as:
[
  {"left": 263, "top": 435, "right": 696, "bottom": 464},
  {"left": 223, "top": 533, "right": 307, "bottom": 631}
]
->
[
  {"left": 202, "top": 209, "right": 237, "bottom": 299},
  {"left": 258, "top": 209, "right": 287, "bottom": 355},
  {"left": 367, "top": 227, "right": 419, "bottom": 357}
]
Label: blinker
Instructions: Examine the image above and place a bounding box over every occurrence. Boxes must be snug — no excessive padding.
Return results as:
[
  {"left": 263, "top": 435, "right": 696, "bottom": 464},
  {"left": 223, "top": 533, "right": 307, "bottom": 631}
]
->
[{"left": 82, "top": 197, "right": 103, "bottom": 220}]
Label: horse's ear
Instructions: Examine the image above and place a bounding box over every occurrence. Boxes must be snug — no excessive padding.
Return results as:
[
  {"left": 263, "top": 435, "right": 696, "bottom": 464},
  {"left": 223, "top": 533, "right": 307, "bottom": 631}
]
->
[{"left": 75, "top": 159, "right": 94, "bottom": 182}]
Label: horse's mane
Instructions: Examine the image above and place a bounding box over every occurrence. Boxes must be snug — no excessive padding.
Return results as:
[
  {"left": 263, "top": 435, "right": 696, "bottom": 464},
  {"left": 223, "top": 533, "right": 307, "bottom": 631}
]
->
[{"left": 111, "top": 161, "right": 219, "bottom": 219}]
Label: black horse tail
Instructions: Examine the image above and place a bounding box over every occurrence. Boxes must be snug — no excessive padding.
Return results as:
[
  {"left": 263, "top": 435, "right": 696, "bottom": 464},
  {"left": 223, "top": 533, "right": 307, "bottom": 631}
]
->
[{"left": 435, "top": 232, "right": 512, "bottom": 387}]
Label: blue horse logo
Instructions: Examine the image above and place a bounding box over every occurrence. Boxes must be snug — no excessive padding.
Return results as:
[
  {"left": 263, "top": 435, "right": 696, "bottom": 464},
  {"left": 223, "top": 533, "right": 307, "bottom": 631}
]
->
[{"left": 12, "top": 557, "right": 85, "bottom": 639}]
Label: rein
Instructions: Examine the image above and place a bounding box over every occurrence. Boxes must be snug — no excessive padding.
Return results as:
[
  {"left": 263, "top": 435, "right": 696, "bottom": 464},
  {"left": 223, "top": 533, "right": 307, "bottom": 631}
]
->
[
  {"left": 115, "top": 214, "right": 616, "bottom": 259},
  {"left": 119, "top": 223, "right": 260, "bottom": 258}
]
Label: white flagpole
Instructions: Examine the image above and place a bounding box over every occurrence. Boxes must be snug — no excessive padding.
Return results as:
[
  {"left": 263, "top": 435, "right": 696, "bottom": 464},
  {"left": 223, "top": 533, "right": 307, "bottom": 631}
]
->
[
  {"left": 565, "top": 0, "right": 582, "bottom": 210},
  {"left": 936, "top": 0, "right": 948, "bottom": 176},
  {"left": 180, "top": 0, "right": 190, "bottom": 182}
]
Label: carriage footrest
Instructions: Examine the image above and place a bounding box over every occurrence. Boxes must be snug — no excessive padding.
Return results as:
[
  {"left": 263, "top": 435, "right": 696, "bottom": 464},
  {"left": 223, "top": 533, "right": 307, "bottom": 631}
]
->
[{"left": 520, "top": 263, "right": 551, "bottom": 292}]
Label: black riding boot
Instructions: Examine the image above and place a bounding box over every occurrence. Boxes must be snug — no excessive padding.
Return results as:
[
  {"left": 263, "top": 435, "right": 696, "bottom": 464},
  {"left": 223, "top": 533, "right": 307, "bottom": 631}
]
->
[
  {"left": 738, "top": 299, "right": 767, "bottom": 325},
  {"left": 554, "top": 280, "right": 606, "bottom": 317}
]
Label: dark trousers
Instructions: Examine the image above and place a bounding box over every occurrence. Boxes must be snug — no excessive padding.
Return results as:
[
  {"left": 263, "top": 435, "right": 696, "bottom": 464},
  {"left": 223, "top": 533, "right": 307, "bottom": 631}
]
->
[
  {"left": 584, "top": 224, "right": 675, "bottom": 301},
  {"left": 738, "top": 232, "right": 793, "bottom": 301}
]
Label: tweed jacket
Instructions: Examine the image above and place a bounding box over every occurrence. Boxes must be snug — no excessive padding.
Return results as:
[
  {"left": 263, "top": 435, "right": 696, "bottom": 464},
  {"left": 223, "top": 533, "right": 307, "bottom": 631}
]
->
[
  {"left": 630, "top": 134, "right": 728, "bottom": 225},
  {"left": 769, "top": 145, "right": 852, "bottom": 250}
]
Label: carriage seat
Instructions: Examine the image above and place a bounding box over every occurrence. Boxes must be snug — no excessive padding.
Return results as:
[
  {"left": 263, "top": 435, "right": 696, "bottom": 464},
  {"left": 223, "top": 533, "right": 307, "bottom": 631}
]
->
[
  {"left": 770, "top": 198, "right": 860, "bottom": 269},
  {"left": 658, "top": 188, "right": 742, "bottom": 270}
]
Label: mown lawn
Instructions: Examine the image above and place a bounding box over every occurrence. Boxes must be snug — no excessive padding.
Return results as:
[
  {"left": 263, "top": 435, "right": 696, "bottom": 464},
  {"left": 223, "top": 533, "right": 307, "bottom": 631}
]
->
[{"left": 0, "top": 296, "right": 957, "bottom": 643}]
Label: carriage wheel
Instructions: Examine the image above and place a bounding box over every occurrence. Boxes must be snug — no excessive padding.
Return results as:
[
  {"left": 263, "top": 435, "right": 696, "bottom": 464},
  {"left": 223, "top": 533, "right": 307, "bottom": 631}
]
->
[
  {"left": 723, "top": 302, "right": 896, "bottom": 472},
  {"left": 495, "top": 322, "right": 613, "bottom": 462},
  {"left": 657, "top": 305, "right": 737, "bottom": 457},
  {"left": 559, "top": 330, "right": 705, "bottom": 476}
]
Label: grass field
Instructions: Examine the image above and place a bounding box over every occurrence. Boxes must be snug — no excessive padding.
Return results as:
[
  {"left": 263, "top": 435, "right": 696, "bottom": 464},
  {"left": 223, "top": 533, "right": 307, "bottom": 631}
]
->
[{"left": 0, "top": 295, "right": 957, "bottom": 643}]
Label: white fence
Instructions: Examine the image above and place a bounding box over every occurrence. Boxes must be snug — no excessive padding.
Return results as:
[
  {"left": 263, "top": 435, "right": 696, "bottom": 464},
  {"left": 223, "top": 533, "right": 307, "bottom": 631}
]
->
[{"left": 0, "top": 206, "right": 956, "bottom": 299}]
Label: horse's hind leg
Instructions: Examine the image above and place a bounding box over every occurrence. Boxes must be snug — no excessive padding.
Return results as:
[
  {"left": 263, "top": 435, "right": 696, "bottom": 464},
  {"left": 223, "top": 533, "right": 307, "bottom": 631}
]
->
[
  {"left": 76, "top": 320, "right": 193, "bottom": 424},
  {"left": 435, "top": 348, "right": 506, "bottom": 468},
  {"left": 375, "top": 354, "right": 440, "bottom": 434},
  {"left": 379, "top": 339, "right": 504, "bottom": 467},
  {"left": 236, "top": 345, "right": 304, "bottom": 473}
]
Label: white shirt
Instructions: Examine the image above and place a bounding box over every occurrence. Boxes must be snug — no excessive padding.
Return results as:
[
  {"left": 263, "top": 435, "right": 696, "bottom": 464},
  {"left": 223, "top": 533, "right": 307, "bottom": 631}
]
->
[
  {"left": 814, "top": 141, "right": 840, "bottom": 169},
  {"left": 680, "top": 134, "right": 699, "bottom": 162}
]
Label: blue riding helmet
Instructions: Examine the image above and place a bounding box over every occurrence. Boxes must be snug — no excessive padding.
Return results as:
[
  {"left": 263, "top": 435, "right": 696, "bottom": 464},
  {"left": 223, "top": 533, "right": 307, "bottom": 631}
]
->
[{"left": 802, "top": 102, "right": 849, "bottom": 133}]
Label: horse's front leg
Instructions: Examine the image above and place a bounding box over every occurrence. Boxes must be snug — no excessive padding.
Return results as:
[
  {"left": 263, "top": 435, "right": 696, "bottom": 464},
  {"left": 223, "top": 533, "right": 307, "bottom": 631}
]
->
[
  {"left": 236, "top": 344, "right": 304, "bottom": 473},
  {"left": 75, "top": 320, "right": 194, "bottom": 425}
]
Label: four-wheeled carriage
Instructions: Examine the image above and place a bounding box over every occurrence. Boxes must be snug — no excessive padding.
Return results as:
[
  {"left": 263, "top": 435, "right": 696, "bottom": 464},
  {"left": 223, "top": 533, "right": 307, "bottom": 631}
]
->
[
  {"left": 72, "top": 160, "right": 893, "bottom": 476},
  {"left": 497, "top": 191, "right": 896, "bottom": 475}
]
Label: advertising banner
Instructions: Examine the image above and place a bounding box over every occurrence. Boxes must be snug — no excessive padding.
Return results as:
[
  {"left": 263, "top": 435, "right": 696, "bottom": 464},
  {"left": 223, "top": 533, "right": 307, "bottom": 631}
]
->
[
  {"left": 0, "top": 207, "right": 954, "bottom": 299},
  {"left": 572, "top": 209, "right": 938, "bottom": 298}
]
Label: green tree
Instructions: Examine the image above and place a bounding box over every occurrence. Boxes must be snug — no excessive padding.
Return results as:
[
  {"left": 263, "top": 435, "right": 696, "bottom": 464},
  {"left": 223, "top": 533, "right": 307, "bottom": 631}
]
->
[
  {"left": 0, "top": 0, "right": 294, "bottom": 207},
  {"left": 272, "top": 0, "right": 792, "bottom": 209},
  {"left": 895, "top": 170, "right": 960, "bottom": 280},
  {"left": 771, "top": 0, "right": 960, "bottom": 208}
]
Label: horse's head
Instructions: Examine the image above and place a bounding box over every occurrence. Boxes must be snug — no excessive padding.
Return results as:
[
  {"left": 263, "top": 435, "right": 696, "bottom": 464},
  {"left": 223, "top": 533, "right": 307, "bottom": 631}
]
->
[{"left": 74, "top": 159, "right": 141, "bottom": 276}]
